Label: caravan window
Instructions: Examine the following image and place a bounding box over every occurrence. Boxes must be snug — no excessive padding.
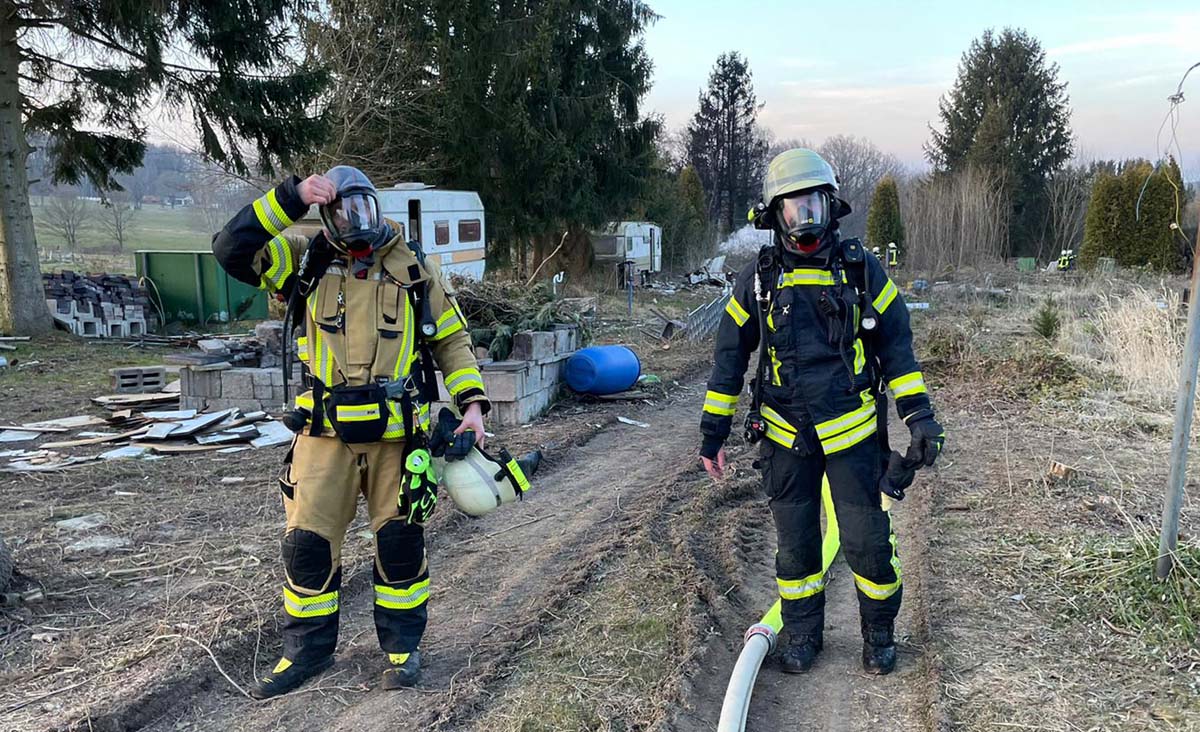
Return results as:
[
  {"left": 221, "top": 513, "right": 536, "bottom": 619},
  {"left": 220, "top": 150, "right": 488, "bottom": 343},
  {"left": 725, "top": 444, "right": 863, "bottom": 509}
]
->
[
  {"left": 434, "top": 220, "right": 450, "bottom": 246},
  {"left": 459, "top": 219, "right": 481, "bottom": 243}
]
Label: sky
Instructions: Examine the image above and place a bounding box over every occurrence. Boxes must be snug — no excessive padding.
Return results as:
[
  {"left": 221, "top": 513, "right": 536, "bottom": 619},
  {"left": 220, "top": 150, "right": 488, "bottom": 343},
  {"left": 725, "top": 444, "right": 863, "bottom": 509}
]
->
[{"left": 641, "top": 0, "right": 1200, "bottom": 177}]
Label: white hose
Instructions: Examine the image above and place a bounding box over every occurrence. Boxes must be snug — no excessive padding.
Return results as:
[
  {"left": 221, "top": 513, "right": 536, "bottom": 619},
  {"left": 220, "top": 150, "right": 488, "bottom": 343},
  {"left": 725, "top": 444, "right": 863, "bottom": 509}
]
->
[{"left": 717, "top": 623, "right": 777, "bottom": 732}]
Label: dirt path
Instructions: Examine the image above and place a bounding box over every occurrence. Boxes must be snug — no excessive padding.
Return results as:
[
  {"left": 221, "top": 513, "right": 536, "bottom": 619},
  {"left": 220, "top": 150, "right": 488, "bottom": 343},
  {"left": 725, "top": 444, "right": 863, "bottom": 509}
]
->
[
  {"left": 18, "top": 373, "right": 942, "bottom": 732},
  {"left": 113, "top": 381, "right": 705, "bottom": 732}
]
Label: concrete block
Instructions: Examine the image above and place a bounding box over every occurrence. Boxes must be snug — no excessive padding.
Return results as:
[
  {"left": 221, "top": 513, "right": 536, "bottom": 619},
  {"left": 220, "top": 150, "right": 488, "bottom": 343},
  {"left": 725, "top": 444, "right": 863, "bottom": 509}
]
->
[
  {"left": 253, "top": 381, "right": 275, "bottom": 400},
  {"left": 109, "top": 366, "right": 167, "bottom": 394},
  {"left": 271, "top": 385, "right": 287, "bottom": 407},
  {"left": 221, "top": 369, "right": 255, "bottom": 399},
  {"left": 481, "top": 367, "right": 526, "bottom": 402},
  {"left": 251, "top": 368, "right": 273, "bottom": 386},
  {"left": 511, "top": 331, "right": 555, "bottom": 362},
  {"left": 180, "top": 395, "right": 207, "bottom": 411}
]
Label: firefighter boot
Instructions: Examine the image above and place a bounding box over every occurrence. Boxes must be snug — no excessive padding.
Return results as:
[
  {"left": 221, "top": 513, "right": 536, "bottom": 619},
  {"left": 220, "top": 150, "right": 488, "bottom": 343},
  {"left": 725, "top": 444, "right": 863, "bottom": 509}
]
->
[
  {"left": 778, "top": 632, "right": 823, "bottom": 674},
  {"left": 381, "top": 650, "right": 422, "bottom": 689},
  {"left": 861, "top": 622, "right": 897, "bottom": 675},
  {"left": 251, "top": 656, "right": 334, "bottom": 699}
]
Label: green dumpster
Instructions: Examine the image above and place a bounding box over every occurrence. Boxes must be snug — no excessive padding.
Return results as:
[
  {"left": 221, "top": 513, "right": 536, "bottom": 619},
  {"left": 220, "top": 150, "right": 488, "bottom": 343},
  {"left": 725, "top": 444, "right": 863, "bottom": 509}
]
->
[{"left": 135, "top": 250, "right": 268, "bottom": 325}]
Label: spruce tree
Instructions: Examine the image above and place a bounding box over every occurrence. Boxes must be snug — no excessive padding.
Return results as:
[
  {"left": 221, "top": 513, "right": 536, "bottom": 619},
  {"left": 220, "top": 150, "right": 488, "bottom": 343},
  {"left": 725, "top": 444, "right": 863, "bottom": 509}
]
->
[
  {"left": 866, "top": 176, "right": 905, "bottom": 252},
  {"left": 1, "top": 0, "right": 329, "bottom": 335},
  {"left": 926, "top": 28, "right": 1073, "bottom": 257}
]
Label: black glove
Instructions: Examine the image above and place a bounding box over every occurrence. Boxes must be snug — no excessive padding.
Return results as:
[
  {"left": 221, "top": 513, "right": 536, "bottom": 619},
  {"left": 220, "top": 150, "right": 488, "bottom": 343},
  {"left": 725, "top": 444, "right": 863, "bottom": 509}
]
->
[
  {"left": 428, "top": 407, "right": 474, "bottom": 462},
  {"left": 907, "top": 416, "right": 945, "bottom": 467},
  {"left": 878, "top": 447, "right": 923, "bottom": 501}
]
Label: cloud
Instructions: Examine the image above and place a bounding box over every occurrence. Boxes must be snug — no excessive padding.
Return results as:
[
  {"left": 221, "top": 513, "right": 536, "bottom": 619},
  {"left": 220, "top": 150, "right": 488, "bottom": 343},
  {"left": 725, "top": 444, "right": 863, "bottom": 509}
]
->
[{"left": 1048, "top": 30, "right": 1192, "bottom": 57}]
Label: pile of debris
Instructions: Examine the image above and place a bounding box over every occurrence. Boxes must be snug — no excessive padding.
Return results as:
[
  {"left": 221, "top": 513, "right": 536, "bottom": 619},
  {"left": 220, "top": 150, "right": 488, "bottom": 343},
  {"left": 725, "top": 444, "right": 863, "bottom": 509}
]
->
[
  {"left": 450, "top": 278, "right": 590, "bottom": 360},
  {"left": 43, "top": 271, "right": 153, "bottom": 338},
  {"left": 0, "top": 398, "right": 293, "bottom": 473}
]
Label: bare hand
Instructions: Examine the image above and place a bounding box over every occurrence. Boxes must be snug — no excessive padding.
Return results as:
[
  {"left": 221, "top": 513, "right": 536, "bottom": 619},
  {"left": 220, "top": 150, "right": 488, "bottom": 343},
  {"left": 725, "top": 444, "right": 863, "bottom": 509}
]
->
[
  {"left": 701, "top": 448, "right": 727, "bottom": 480},
  {"left": 455, "top": 402, "right": 486, "bottom": 448},
  {"left": 297, "top": 174, "right": 337, "bottom": 206}
]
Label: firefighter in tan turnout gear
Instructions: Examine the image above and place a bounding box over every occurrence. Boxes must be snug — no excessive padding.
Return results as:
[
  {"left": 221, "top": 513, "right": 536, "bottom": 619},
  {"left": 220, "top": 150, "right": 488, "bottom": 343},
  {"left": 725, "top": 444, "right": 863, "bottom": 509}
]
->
[{"left": 213, "top": 166, "right": 489, "bottom": 698}]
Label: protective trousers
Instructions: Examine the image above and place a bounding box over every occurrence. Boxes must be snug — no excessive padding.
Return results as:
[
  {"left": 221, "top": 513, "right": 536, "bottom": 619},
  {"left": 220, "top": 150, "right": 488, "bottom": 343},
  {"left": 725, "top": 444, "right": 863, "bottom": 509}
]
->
[
  {"left": 278, "top": 434, "right": 430, "bottom": 663},
  {"left": 762, "top": 436, "right": 901, "bottom": 636}
]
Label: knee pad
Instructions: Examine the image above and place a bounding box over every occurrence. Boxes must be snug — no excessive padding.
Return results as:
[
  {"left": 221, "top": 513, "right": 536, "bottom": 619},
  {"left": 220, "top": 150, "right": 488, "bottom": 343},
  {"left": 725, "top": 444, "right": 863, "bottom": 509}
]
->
[
  {"left": 375, "top": 519, "right": 426, "bottom": 584},
  {"left": 282, "top": 528, "right": 334, "bottom": 592}
]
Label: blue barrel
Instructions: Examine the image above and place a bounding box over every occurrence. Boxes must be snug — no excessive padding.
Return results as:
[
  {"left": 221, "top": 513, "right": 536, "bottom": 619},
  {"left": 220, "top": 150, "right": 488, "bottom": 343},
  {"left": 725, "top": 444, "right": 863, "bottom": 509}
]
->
[{"left": 565, "top": 345, "right": 641, "bottom": 395}]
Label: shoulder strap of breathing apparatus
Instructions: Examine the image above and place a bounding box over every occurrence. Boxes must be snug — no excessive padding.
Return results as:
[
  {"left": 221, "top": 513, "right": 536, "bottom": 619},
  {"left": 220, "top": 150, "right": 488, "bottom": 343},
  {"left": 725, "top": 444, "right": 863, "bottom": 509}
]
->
[
  {"left": 403, "top": 239, "right": 441, "bottom": 406},
  {"left": 839, "top": 236, "right": 892, "bottom": 456}
]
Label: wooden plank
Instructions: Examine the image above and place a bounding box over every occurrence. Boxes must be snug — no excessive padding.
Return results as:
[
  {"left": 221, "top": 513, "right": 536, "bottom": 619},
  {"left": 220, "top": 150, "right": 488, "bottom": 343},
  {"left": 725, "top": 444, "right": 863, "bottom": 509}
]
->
[
  {"left": 41, "top": 427, "right": 149, "bottom": 449},
  {"left": 0, "top": 336, "right": 31, "bottom": 341},
  {"left": 134, "top": 442, "right": 228, "bottom": 455},
  {"left": 168, "top": 409, "right": 236, "bottom": 438},
  {"left": 0, "top": 424, "right": 70, "bottom": 433},
  {"left": 23, "top": 415, "right": 106, "bottom": 430}
]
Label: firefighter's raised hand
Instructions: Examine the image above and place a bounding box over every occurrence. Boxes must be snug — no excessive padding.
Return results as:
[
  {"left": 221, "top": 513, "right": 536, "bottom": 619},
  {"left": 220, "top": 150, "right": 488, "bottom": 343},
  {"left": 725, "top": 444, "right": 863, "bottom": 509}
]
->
[
  {"left": 701, "top": 448, "right": 727, "bottom": 481},
  {"left": 297, "top": 174, "right": 337, "bottom": 206},
  {"left": 454, "top": 402, "right": 486, "bottom": 448}
]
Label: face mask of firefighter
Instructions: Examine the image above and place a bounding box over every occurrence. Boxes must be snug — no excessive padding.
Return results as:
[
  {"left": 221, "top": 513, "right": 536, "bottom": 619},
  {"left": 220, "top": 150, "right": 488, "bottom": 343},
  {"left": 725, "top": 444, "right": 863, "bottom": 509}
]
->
[
  {"left": 776, "top": 190, "right": 831, "bottom": 255},
  {"left": 320, "top": 192, "right": 384, "bottom": 258}
]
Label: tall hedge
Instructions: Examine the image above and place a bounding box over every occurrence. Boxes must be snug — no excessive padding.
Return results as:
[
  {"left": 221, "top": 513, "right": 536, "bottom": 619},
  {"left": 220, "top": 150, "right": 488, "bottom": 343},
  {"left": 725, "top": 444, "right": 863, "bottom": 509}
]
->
[
  {"left": 1080, "top": 158, "right": 1185, "bottom": 272},
  {"left": 866, "top": 175, "right": 905, "bottom": 252}
]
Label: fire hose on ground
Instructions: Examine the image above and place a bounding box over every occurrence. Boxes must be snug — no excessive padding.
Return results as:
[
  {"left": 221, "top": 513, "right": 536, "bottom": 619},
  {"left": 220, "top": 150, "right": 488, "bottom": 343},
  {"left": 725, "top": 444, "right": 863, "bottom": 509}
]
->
[{"left": 717, "top": 478, "right": 851, "bottom": 732}]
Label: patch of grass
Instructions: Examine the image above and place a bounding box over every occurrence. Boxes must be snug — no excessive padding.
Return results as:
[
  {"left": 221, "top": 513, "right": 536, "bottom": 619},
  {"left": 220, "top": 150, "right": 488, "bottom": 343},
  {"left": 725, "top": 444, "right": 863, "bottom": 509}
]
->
[
  {"left": 0, "top": 333, "right": 171, "bottom": 423},
  {"left": 1056, "top": 534, "right": 1200, "bottom": 659},
  {"left": 475, "top": 548, "right": 690, "bottom": 732}
]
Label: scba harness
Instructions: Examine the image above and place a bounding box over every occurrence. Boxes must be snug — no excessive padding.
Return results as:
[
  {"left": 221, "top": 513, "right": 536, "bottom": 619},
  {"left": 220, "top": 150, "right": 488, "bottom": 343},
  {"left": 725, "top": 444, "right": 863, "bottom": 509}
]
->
[{"left": 743, "top": 237, "right": 891, "bottom": 459}]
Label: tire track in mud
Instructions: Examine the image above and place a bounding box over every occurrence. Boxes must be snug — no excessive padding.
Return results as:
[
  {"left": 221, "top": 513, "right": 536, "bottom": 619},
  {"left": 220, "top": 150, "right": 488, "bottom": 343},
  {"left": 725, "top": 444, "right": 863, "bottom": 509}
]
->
[{"left": 101, "top": 381, "right": 710, "bottom": 732}]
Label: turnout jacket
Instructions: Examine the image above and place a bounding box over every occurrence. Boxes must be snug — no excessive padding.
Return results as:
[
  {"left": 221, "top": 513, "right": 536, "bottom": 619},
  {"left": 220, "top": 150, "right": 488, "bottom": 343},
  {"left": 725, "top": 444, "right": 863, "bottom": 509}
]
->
[
  {"left": 213, "top": 176, "right": 488, "bottom": 439},
  {"left": 700, "top": 239, "right": 932, "bottom": 459}
]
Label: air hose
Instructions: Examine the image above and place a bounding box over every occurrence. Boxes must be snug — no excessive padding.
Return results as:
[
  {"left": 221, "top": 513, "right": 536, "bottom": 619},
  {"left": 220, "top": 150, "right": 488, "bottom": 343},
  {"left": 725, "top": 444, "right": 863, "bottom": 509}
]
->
[{"left": 717, "top": 477, "right": 842, "bottom": 732}]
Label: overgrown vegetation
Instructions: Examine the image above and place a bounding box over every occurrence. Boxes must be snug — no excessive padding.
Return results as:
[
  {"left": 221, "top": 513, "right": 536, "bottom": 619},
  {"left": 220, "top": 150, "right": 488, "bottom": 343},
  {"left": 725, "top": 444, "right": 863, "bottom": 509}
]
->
[{"left": 865, "top": 175, "right": 905, "bottom": 251}]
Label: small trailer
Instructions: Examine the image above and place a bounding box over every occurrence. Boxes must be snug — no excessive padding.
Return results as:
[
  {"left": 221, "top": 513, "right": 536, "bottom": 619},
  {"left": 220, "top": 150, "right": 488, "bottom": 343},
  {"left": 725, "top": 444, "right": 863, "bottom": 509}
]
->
[
  {"left": 592, "top": 221, "right": 663, "bottom": 285},
  {"left": 378, "top": 184, "right": 487, "bottom": 280}
]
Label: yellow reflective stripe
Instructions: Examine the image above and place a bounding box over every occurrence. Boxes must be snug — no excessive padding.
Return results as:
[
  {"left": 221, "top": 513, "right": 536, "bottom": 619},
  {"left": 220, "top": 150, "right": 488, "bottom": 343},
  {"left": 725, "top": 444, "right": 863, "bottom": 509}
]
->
[
  {"left": 778, "top": 572, "right": 827, "bottom": 600},
  {"left": 293, "top": 394, "right": 334, "bottom": 428},
  {"left": 703, "top": 390, "right": 738, "bottom": 416},
  {"left": 383, "top": 401, "right": 431, "bottom": 439},
  {"left": 506, "top": 458, "right": 532, "bottom": 492},
  {"left": 262, "top": 235, "right": 294, "bottom": 290},
  {"left": 814, "top": 396, "right": 875, "bottom": 439},
  {"left": 252, "top": 189, "right": 294, "bottom": 238},
  {"left": 296, "top": 336, "right": 309, "bottom": 364},
  {"left": 430, "top": 312, "right": 463, "bottom": 341},
  {"left": 888, "top": 371, "right": 927, "bottom": 398},
  {"left": 764, "top": 423, "right": 797, "bottom": 448},
  {"left": 335, "top": 403, "right": 381, "bottom": 422},
  {"left": 375, "top": 579, "right": 430, "bottom": 610},
  {"left": 760, "top": 405, "right": 796, "bottom": 434},
  {"left": 853, "top": 550, "right": 901, "bottom": 601},
  {"left": 821, "top": 417, "right": 877, "bottom": 455},
  {"left": 393, "top": 296, "right": 416, "bottom": 380},
  {"left": 770, "top": 347, "right": 782, "bottom": 386},
  {"left": 725, "top": 296, "right": 750, "bottom": 327},
  {"left": 779, "top": 268, "right": 844, "bottom": 287},
  {"left": 445, "top": 368, "right": 484, "bottom": 396},
  {"left": 853, "top": 339, "right": 865, "bottom": 375},
  {"left": 873, "top": 278, "right": 899, "bottom": 313},
  {"left": 283, "top": 586, "right": 339, "bottom": 618}
]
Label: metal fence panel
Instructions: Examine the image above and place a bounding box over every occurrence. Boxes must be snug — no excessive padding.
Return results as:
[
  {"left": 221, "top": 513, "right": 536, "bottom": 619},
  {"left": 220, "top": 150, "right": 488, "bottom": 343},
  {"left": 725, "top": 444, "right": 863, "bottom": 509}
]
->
[{"left": 686, "top": 285, "right": 732, "bottom": 341}]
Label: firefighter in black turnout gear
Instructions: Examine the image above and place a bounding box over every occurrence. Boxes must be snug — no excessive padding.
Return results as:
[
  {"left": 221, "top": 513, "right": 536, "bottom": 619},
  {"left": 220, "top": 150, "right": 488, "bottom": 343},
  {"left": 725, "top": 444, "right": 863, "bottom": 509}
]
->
[{"left": 699, "top": 149, "right": 945, "bottom": 676}]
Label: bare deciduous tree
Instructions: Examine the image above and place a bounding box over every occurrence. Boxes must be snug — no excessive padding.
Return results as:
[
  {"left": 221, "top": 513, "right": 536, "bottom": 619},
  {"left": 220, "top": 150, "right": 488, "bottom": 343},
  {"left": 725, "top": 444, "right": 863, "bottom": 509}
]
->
[
  {"left": 41, "top": 194, "right": 92, "bottom": 254},
  {"left": 1044, "top": 164, "right": 1093, "bottom": 262},
  {"left": 899, "top": 167, "right": 1009, "bottom": 273},
  {"left": 100, "top": 192, "right": 138, "bottom": 251}
]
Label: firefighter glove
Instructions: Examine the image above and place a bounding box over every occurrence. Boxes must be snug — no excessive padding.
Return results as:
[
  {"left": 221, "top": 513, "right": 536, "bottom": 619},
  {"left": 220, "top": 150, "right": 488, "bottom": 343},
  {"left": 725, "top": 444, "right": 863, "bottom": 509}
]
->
[{"left": 907, "top": 416, "right": 945, "bottom": 467}]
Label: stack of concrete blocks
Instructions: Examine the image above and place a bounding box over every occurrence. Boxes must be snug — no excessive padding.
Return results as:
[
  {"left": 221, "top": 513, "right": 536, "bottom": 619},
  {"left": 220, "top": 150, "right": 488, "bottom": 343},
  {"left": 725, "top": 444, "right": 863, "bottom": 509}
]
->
[
  {"left": 43, "top": 272, "right": 150, "bottom": 338},
  {"left": 179, "top": 363, "right": 300, "bottom": 414},
  {"left": 433, "top": 324, "right": 580, "bottom": 425}
]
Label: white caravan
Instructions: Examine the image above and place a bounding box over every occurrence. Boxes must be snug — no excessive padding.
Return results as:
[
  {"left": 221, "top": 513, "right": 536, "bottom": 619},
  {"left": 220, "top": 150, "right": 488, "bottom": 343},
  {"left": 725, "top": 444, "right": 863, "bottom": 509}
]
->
[
  {"left": 377, "top": 183, "right": 487, "bottom": 279},
  {"left": 591, "top": 221, "right": 663, "bottom": 284}
]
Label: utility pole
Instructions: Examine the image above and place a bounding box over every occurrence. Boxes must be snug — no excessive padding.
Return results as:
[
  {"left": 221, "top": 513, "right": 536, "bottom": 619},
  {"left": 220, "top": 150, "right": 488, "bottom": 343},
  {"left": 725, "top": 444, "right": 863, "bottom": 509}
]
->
[{"left": 1157, "top": 225, "right": 1200, "bottom": 579}]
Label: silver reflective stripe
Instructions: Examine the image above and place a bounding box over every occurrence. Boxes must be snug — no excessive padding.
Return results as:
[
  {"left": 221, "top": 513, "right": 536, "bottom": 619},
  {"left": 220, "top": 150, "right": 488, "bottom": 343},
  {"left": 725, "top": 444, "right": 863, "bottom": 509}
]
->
[
  {"left": 778, "top": 576, "right": 826, "bottom": 599},
  {"left": 376, "top": 584, "right": 429, "bottom": 605},
  {"left": 284, "top": 595, "right": 338, "bottom": 614}
]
